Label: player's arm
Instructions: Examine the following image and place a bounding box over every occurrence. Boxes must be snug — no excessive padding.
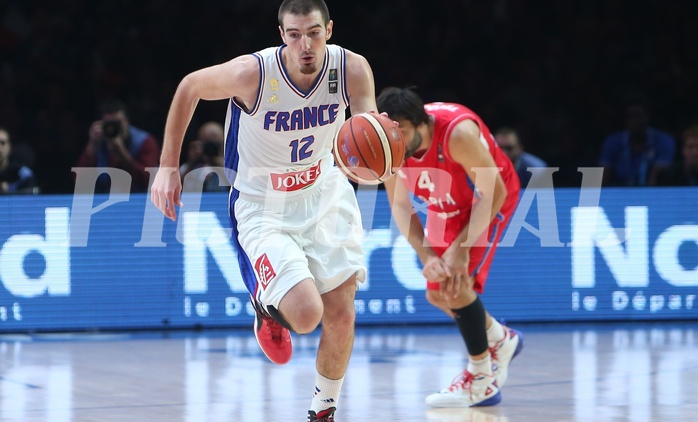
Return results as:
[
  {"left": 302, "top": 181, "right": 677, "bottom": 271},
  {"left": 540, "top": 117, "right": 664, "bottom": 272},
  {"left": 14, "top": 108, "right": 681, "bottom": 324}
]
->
[
  {"left": 159, "top": 55, "right": 260, "bottom": 168},
  {"left": 383, "top": 175, "right": 450, "bottom": 281},
  {"left": 344, "top": 50, "right": 377, "bottom": 115},
  {"left": 446, "top": 120, "right": 508, "bottom": 253},
  {"left": 152, "top": 55, "right": 260, "bottom": 221}
]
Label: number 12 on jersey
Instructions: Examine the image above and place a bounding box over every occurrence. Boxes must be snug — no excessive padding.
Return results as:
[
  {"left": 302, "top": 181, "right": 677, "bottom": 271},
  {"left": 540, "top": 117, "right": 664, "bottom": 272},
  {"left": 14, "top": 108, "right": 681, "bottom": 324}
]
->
[{"left": 289, "top": 136, "right": 315, "bottom": 163}]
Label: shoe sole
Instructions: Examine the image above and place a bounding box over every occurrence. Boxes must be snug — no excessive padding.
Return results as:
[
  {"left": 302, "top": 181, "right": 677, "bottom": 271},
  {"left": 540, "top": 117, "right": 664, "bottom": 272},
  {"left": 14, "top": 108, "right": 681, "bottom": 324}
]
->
[
  {"left": 426, "top": 390, "right": 502, "bottom": 408},
  {"left": 473, "top": 390, "right": 502, "bottom": 407}
]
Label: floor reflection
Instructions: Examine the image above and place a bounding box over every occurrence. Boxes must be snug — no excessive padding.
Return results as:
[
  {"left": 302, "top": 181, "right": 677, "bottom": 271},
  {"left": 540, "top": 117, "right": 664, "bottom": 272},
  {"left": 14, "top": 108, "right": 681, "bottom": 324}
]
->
[{"left": 0, "top": 323, "right": 696, "bottom": 421}]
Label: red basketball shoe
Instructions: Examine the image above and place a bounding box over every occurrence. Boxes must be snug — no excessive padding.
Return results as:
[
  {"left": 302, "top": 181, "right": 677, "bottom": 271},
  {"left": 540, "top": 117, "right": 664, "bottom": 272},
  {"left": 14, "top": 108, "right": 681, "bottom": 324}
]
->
[
  {"left": 308, "top": 407, "right": 336, "bottom": 422},
  {"left": 251, "top": 296, "right": 292, "bottom": 365}
]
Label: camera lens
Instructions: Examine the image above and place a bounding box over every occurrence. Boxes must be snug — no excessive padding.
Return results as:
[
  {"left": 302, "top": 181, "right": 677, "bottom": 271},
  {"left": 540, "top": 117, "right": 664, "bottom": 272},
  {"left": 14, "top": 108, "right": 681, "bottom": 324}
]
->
[{"left": 102, "top": 120, "right": 121, "bottom": 138}]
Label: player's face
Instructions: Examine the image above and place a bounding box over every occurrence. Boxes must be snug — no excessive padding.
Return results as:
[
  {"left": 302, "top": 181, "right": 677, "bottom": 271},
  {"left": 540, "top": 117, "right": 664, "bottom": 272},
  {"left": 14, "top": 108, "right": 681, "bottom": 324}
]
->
[
  {"left": 626, "top": 105, "right": 648, "bottom": 135},
  {"left": 495, "top": 133, "right": 521, "bottom": 161},
  {"left": 280, "top": 11, "right": 332, "bottom": 75},
  {"left": 397, "top": 120, "right": 423, "bottom": 159},
  {"left": 0, "top": 130, "right": 10, "bottom": 162},
  {"left": 684, "top": 136, "right": 698, "bottom": 167}
]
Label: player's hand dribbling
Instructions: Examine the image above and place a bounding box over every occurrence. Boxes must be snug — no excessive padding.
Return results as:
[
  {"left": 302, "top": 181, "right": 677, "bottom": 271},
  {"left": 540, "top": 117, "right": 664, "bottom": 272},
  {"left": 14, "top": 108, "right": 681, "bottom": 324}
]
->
[
  {"left": 375, "top": 111, "right": 399, "bottom": 127},
  {"left": 150, "top": 167, "right": 183, "bottom": 221}
]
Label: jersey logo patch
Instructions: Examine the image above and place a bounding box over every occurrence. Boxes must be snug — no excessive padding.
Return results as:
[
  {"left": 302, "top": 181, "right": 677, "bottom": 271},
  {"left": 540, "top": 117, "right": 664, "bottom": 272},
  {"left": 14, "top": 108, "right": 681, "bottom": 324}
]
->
[
  {"left": 329, "top": 68, "right": 338, "bottom": 93},
  {"left": 270, "top": 160, "right": 322, "bottom": 191},
  {"left": 255, "top": 253, "right": 276, "bottom": 290}
]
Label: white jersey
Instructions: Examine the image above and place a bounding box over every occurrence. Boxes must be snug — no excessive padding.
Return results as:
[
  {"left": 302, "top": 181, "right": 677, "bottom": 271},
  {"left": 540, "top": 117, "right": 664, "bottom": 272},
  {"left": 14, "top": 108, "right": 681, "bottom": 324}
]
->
[{"left": 223, "top": 44, "right": 349, "bottom": 198}]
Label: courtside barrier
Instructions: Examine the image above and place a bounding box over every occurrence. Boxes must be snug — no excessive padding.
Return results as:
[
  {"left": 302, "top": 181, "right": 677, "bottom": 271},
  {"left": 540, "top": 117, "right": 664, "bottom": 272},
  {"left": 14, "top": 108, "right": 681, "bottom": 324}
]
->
[{"left": 1, "top": 187, "right": 696, "bottom": 332}]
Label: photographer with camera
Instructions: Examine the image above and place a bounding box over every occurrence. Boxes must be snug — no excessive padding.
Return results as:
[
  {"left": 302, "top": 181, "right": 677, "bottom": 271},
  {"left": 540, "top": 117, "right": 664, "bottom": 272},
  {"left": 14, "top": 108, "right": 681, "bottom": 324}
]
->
[
  {"left": 0, "top": 127, "right": 37, "bottom": 194},
  {"left": 180, "top": 121, "right": 227, "bottom": 193},
  {"left": 75, "top": 99, "right": 160, "bottom": 193}
]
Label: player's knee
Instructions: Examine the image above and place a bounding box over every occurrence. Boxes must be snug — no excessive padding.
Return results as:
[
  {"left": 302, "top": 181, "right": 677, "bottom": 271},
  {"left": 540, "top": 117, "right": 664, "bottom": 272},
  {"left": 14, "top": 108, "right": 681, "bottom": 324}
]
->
[
  {"left": 286, "top": 311, "right": 323, "bottom": 335},
  {"left": 426, "top": 289, "right": 445, "bottom": 308},
  {"left": 290, "top": 300, "right": 324, "bottom": 334},
  {"left": 293, "top": 318, "right": 322, "bottom": 334},
  {"left": 317, "top": 278, "right": 357, "bottom": 335},
  {"left": 323, "top": 301, "right": 355, "bottom": 330},
  {"left": 443, "top": 288, "right": 478, "bottom": 310},
  {"left": 278, "top": 280, "right": 324, "bottom": 334}
]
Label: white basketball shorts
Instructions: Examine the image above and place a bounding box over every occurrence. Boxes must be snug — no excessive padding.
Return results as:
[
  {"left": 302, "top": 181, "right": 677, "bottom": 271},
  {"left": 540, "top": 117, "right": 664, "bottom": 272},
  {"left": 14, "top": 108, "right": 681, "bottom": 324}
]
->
[{"left": 233, "top": 167, "right": 366, "bottom": 309}]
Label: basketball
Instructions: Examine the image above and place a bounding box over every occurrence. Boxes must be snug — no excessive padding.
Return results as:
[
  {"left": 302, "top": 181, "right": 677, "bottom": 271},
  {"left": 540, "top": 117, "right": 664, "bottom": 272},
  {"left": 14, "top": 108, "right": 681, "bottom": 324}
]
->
[{"left": 333, "top": 113, "right": 406, "bottom": 185}]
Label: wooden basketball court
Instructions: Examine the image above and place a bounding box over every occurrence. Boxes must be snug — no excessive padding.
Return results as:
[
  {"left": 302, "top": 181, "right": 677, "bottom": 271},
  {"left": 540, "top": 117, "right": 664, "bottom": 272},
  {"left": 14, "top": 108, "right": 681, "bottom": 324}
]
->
[{"left": 1, "top": 322, "right": 697, "bottom": 421}]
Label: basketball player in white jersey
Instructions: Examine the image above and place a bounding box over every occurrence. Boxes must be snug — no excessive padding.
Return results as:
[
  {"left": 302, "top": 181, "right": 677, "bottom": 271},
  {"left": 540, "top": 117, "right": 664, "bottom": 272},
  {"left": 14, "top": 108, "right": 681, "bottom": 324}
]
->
[{"left": 150, "top": 1, "right": 378, "bottom": 420}]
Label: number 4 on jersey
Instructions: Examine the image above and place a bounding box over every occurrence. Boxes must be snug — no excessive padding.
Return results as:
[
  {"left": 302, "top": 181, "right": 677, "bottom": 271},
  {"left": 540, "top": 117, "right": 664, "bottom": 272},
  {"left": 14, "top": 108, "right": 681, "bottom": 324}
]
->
[{"left": 417, "top": 170, "right": 435, "bottom": 192}]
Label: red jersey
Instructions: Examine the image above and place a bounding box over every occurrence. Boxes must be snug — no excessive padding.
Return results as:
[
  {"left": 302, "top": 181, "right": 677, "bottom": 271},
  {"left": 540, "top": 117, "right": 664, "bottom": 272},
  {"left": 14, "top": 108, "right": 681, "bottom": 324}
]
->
[{"left": 397, "top": 102, "right": 520, "bottom": 248}]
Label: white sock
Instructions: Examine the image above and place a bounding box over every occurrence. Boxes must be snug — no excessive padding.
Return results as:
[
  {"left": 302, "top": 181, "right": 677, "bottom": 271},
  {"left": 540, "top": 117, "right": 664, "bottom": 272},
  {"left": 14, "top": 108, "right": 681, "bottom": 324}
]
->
[
  {"left": 467, "top": 355, "right": 493, "bottom": 377},
  {"left": 310, "top": 374, "right": 344, "bottom": 413},
  {"left": 486, "top": 318, "right": 506, "bottom": 348}
]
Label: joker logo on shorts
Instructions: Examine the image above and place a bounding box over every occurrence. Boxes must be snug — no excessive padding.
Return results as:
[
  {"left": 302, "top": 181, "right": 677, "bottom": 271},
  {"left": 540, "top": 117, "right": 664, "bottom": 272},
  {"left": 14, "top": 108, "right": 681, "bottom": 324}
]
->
[{"left": 255, "top": 253, "right": 277, "bottom": 289}]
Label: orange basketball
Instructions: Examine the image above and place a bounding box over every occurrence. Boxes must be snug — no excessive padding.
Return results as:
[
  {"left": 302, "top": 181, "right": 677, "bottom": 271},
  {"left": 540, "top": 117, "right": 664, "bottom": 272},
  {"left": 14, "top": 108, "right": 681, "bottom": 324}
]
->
[{"left": 333, "top": 113, "right": 406, "bottom": 185}]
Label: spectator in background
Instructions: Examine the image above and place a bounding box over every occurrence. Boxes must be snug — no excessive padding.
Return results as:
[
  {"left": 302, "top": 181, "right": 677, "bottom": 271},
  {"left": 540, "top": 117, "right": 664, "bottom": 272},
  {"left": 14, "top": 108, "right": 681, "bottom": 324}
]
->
[
  {"left": 180, "top": 121, "right": 227, "bottom": 193},
  {"left": 180, "top": 139, "right": 205, "bottom": 182},
  {"left": 0, "top": 127, "right": 37, "bottom": 194},
  {"left": 75, "top": 99, "right": 160, "bottom": 193},
  {"left": 655, "top": 125, "right": 698, "bottom": 186},
  {"left": 494, "top": 127, "right": 548, "bottom": 188},
  {"left": 599, "top": 95, "right": 676, "bottom": 187}
]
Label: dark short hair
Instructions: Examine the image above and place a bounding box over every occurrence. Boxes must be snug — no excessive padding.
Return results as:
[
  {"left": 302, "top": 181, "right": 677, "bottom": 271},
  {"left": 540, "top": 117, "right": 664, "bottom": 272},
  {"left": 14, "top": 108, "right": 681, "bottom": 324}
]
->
[
  {"left": 376, "top": 87, "right": 429, "bottom": 127},
  {"left": 278, "top": 0, "right": 330, "bottom": 28},
  {"left": 494, "top": 127, "right": 518, "bottom": 138},
  {"left": 624, "top": 93, "right": 650, "bottom": 113},
  {"left": 99, "top": 98, "right": 128, "bottom": 117},
  {"left": 494, "top": 126, "right": 522, "bottom": 146}
]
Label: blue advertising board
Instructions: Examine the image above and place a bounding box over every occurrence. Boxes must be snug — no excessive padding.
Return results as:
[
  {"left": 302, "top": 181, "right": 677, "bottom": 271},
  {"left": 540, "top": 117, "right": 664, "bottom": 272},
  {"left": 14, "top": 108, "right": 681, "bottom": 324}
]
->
[{"left": 1, "top": 187, "right": 697, "bottom": 332}]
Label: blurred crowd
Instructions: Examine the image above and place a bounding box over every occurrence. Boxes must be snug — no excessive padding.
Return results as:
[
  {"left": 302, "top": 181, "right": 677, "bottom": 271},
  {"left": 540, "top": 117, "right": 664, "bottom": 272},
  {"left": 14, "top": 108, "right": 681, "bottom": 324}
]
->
[{"left": 1, "top": 0, "right": 697, "bottom": 194}]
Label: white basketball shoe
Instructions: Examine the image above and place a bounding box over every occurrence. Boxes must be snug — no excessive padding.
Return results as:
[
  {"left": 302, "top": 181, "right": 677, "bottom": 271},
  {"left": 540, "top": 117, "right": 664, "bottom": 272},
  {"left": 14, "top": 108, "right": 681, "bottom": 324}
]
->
[
  {"left": 490, "top": 326, "right": 524, "bottom": 388},
  {"left": 425, "top": 370, "right": 501, "bottom": 408}
]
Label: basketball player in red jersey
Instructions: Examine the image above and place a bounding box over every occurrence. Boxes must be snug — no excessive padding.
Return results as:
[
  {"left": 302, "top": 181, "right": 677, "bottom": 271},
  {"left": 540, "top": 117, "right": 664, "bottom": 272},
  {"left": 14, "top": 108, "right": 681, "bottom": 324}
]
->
[{"left": 377, "top": 87, "right": 524, "bottom": 407}]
